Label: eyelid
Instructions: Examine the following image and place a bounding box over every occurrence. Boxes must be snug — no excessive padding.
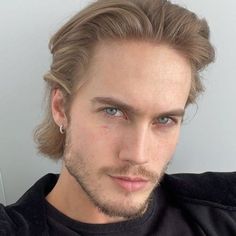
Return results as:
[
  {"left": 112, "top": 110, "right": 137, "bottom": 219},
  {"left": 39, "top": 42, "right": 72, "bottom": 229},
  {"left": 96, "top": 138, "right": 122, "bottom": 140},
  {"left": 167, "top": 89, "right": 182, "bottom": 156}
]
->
[
  {"left": 106, "top": 107, "right": 122, "bottom": 115},
  {"left": 100, "top": 106, "right": 126, "bottom": 118},
  {"left": 156, "top": 116, "right": 179, "bottom": 125}
]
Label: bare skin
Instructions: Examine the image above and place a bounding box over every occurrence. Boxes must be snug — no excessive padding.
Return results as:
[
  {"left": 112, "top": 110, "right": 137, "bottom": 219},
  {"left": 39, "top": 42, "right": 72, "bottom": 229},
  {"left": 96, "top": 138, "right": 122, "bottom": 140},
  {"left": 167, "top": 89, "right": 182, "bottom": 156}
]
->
[{"left": 46, "top": 40, "right": 191, "bottom": 224}]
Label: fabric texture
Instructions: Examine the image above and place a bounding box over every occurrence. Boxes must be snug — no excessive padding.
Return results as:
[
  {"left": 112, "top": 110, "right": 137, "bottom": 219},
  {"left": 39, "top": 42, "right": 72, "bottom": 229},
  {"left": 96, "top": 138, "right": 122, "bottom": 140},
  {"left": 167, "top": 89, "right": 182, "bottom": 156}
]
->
[{"left": 0, "top": 172, "right": 235, "bottom": 235}]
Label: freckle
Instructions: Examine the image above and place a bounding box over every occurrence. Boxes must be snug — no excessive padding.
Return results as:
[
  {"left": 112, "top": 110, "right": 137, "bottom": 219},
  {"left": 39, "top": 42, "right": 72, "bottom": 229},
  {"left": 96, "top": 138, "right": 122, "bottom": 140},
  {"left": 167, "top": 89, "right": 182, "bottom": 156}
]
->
[
  {"left": 100, "top": 125, "right": 111, "bottom": 135},
  {"left": 101, "top": 125, "right": 109, "bottom": 130}
]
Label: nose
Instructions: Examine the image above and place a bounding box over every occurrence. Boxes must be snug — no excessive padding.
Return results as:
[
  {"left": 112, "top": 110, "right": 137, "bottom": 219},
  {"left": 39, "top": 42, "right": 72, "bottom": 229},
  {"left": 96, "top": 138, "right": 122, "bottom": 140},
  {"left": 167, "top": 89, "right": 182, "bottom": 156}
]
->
[{"left": 118, "top": 125, "right": 151, "bottom": 165}]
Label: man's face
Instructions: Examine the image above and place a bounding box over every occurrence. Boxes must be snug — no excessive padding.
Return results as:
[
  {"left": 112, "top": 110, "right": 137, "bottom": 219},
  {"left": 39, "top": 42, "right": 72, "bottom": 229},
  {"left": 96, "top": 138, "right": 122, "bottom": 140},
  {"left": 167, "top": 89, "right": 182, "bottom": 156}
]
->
[{"left": 63, "top": 41, "right": 191, "bottom": 219}]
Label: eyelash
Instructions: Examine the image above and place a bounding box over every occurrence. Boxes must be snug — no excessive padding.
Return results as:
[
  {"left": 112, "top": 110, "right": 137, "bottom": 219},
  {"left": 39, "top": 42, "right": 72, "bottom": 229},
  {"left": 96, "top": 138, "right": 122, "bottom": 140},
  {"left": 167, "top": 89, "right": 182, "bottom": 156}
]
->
[
  {"left": 100, "top": 106, "right": 178, "bottom": 127},
  {"left": 102, "top": 107, "right": 126, "bottom": 119},
  {"left": 155, "top": 117, "right": 178, "bottom": 127}
]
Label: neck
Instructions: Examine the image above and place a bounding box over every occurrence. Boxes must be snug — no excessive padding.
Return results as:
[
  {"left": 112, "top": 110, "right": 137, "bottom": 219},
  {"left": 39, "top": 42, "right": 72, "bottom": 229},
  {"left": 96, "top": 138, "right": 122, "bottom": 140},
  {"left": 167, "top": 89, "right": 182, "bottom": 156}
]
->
[{"left": 45, "top": 163, "right": 125, "bottom": 224}]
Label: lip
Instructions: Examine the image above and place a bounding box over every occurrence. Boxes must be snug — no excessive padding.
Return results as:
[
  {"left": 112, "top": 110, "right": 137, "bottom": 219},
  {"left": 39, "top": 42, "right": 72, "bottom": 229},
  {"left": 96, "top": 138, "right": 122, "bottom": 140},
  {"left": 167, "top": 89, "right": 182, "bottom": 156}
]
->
[{"left": 110, "top": 176, "right": 149, "bottom": 192}]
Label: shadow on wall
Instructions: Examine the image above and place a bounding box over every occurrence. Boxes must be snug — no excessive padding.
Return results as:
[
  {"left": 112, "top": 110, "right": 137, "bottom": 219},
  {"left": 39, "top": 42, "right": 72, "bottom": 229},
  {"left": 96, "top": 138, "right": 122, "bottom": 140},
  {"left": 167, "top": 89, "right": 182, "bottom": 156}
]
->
[{"left": 0, "top": 170, "right": 6, "bottom": 206}]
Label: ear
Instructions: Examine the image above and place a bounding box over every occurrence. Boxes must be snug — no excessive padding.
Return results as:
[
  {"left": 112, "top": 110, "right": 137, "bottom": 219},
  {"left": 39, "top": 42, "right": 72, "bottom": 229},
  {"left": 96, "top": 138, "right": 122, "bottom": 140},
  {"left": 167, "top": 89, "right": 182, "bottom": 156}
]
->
[{"left": 51, "top": 88, "right": 68, "bottom": 128}]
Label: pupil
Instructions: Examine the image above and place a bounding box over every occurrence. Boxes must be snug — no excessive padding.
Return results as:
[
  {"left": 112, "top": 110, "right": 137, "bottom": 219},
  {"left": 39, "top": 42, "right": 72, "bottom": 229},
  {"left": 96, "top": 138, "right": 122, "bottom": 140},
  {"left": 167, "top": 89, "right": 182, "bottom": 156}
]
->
[
  {"left": 107, "top": 108, "right": 117, "bottom": 115},
  {"left": 160, "top": 117, "right": 168, "bottom": 123}
]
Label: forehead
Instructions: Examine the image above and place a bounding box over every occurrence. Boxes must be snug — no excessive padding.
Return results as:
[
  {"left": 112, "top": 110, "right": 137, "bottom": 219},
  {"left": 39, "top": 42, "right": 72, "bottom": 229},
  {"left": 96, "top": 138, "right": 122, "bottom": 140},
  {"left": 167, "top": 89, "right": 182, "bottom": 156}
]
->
[
  {"left": 76, "top": 40, "right": 191, "bottom": 113},
  {"left": 89, "top": 40, "right": 191, "bottom": 74}
]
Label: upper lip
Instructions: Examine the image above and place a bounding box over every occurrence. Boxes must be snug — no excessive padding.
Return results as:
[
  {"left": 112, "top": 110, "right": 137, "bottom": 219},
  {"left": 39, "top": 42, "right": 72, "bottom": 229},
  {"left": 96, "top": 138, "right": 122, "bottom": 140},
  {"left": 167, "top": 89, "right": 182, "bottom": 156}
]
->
[{"left": 111, "top": 176, "right": 148, "bottom": 182}]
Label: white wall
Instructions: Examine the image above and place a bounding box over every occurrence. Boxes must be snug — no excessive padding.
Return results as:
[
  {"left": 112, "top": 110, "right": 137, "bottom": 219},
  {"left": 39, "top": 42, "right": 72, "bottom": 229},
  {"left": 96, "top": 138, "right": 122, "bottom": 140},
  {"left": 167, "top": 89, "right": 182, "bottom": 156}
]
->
[{"left": 0, "top": 0, "right": 235, "bottom": 205}]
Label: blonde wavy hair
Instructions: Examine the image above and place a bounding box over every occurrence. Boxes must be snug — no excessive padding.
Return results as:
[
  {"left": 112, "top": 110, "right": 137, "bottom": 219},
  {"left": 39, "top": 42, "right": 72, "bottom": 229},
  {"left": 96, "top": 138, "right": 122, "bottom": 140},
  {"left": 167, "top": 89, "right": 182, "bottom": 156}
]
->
[{"left": 34, "top": 0, "right": 215, "bottom": 160}]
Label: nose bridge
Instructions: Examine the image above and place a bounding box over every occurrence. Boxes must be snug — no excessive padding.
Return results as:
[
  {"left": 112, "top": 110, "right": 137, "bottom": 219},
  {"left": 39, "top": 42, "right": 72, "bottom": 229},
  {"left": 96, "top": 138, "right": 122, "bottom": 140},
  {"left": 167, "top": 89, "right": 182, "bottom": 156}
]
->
[{"left": 119, "top": 123, "right": 150, "bottom": 165}]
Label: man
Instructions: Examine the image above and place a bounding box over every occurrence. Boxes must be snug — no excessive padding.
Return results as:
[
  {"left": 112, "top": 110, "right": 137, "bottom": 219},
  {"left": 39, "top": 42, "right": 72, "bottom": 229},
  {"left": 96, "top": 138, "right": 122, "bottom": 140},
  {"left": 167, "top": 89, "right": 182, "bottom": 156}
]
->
[{"left": 0, "top": 0, "right": 235, "bottom": 235}]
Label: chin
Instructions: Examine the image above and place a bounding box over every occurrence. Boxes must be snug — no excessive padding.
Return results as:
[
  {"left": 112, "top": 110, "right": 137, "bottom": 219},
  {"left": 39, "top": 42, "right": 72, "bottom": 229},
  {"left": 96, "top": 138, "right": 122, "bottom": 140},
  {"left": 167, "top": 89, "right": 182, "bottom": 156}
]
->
[{"left": 92, "top": 191, "right": 153, "bottom": 220}]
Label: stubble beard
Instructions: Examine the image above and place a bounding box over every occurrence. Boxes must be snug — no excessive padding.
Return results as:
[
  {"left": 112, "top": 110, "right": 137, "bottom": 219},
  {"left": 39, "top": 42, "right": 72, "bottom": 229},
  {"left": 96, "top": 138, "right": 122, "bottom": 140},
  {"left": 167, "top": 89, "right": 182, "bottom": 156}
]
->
[
  {"left": 65, "top": 161, "right": 160, "bottom": 220},
  {"left": 63, "top": 133, "right": 167, "bottom": 220}
]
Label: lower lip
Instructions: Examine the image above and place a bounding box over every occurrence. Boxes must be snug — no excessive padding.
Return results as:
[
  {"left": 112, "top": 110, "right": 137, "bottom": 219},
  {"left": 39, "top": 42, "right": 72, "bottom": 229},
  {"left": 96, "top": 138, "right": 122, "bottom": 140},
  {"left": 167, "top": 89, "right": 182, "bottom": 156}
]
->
[{"left": 111, "top": 177, "right": 148, "bottom": 192}]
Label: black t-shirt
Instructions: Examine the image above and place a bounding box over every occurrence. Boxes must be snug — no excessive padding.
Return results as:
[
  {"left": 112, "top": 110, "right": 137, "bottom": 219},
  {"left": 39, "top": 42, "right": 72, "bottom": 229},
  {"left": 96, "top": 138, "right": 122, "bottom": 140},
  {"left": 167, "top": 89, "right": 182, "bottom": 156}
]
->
[
  {"left": 45, "top": 185, "right": 202, "bottom": 236},
  {"left": 1, "top": 173, "right": 236, "bottom": 235}
]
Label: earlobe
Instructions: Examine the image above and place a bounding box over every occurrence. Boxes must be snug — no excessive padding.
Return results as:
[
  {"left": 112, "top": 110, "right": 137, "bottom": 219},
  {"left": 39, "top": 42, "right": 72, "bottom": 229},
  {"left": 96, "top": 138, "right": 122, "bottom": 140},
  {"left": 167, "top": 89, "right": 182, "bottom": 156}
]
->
[{"left": 51, "top": 88, "right": 68, "bottom": 128}]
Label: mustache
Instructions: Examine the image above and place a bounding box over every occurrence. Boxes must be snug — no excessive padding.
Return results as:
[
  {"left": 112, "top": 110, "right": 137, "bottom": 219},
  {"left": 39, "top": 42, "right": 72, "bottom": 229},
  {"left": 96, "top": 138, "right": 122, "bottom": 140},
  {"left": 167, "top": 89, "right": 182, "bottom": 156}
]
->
[{"left": 100, "top": 165, "right": 160, "bottom": 184}]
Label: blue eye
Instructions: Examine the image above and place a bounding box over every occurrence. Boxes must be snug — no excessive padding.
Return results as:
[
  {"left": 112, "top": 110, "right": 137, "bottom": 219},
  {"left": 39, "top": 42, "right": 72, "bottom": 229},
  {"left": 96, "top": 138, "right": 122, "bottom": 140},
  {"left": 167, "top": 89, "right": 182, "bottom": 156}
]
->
[
  {"left": 104, "top": 107, "right": 123, "bottom": 117},
  {"left": 158, "top": 117, "right": 171, "bottom": 124}
]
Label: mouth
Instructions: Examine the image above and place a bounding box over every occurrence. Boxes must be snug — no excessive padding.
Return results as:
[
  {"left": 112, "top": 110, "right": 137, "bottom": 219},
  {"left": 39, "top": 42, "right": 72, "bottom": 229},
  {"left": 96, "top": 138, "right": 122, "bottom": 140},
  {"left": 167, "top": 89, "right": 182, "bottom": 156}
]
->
[{"left": 109, "top": 175, "right": 149, "bottom": 192}]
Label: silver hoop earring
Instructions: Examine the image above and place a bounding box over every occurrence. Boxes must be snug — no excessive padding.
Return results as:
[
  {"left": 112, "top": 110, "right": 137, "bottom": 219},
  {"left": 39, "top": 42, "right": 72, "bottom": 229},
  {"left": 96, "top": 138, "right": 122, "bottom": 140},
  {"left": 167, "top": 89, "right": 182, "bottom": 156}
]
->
[{"left": 59, "top": 125, "right": 65, "bottom": 134}]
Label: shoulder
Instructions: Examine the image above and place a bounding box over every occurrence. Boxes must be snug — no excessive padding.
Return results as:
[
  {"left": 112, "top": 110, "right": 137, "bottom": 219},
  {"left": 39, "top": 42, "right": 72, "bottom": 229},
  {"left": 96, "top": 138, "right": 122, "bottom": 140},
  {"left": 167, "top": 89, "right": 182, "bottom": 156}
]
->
[
  {"left": 0, "top": 203, "right": 17, "bottom": 235},
  {"left": 162, "top": 171, "right": 236, "bottom": 208},
  {"left": 161, "top": 172, "right": 236, "bottom": 234},
  {"left": 0, "top": 173, "right": 58, "bottom": 235}
]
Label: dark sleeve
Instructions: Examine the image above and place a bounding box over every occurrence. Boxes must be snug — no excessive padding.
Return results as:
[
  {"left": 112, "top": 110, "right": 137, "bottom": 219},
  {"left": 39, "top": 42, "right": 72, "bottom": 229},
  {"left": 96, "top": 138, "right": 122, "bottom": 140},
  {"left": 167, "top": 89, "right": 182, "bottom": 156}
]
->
[
  {"left": 163, "top": 172, "right": 236, "bottom": 235},
  {"left": 0, "top": 203, "right": 17, "bottom": 236}
]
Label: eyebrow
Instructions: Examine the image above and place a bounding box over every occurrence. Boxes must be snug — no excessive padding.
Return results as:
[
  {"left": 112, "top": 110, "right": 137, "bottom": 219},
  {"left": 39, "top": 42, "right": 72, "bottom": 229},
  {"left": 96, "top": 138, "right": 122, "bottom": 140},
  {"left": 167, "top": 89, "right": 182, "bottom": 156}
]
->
[{"left": 91, "top": 96, "right": 185, "bottom": 118}]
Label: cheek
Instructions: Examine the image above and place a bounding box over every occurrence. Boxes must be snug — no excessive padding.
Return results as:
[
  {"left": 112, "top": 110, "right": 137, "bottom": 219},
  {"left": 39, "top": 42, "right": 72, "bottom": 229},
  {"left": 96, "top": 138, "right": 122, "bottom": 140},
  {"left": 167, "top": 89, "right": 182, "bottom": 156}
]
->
[
  {"left": 95, "top": 125, "right": 122, "bottom": 150},
  {"left": 71, "top": 122, "right": 121, "bottom": 156},
  {"left": 153, "top": 129, "right": 180, "bottom": 162}
]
